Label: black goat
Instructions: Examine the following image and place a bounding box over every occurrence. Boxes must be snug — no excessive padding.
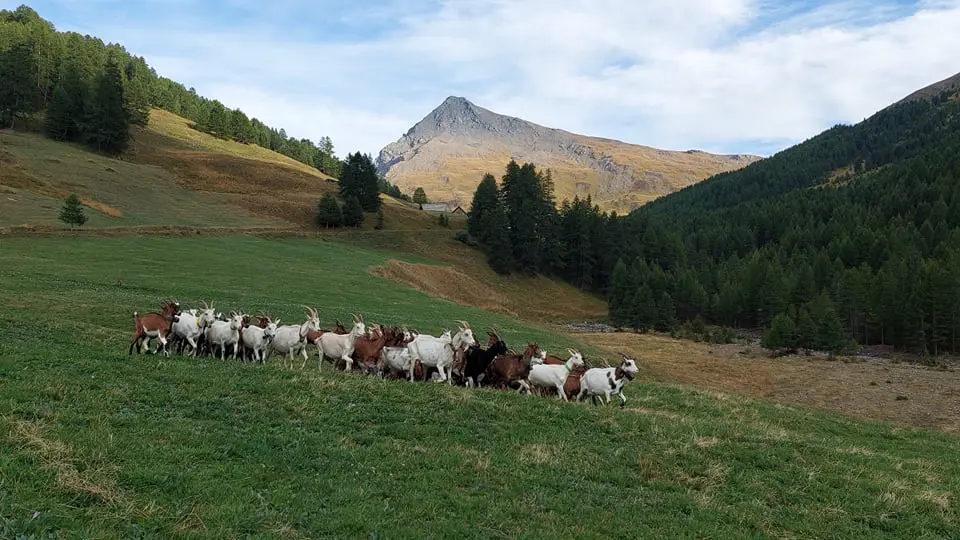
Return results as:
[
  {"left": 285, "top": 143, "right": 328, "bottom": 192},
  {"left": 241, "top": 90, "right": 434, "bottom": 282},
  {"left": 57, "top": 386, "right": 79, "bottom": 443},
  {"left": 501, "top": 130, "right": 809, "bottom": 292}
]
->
[{"left": 459, "top": 331, "right": 508, "bottom": 387}]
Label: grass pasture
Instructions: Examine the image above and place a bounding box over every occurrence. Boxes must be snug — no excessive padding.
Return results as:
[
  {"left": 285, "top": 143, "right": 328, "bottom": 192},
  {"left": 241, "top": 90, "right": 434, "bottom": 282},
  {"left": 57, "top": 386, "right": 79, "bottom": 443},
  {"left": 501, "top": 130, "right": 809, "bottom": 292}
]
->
[{"left": 1, "top": 235, "right": 959, "bottom": 538}]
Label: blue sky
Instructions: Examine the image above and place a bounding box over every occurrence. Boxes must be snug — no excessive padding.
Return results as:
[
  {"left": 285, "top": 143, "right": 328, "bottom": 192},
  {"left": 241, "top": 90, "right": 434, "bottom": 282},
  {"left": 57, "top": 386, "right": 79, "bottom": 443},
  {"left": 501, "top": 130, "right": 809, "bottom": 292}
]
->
[{"left": 7, "top": 0, "right": 960, "bottom": 158}]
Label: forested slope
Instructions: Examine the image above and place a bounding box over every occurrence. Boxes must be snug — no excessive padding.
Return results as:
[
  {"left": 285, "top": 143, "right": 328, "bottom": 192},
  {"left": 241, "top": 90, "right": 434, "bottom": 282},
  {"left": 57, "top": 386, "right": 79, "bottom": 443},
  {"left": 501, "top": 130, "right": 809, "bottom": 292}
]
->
[
  {"left": 463, "top": 75, "right": 960, "bottom": 356},
  {"left": 0, "top": 5, "right": 340, "bottom": 174},
  {"left": 608, "top": 83, "right": 960, "bottom": 354}
]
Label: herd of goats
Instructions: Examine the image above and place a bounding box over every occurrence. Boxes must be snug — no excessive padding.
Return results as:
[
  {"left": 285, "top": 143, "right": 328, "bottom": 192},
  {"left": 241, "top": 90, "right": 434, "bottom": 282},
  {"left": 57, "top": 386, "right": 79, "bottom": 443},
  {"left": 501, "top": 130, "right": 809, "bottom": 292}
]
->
[{"left": 129, "top": 300, "right": 641, "bottom": 407}]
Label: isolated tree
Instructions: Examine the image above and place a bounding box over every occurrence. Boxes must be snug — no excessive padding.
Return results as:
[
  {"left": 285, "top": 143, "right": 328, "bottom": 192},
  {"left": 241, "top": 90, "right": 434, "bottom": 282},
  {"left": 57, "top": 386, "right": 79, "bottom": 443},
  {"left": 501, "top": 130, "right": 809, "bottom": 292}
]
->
[
  {"left": 58, "top": 193, "right": 88, "bottom": 228},
  {"left": 44, "top": 85, "right": 72, "bottom": 140},
  {"left": 413, "top": 187, "right": 429, "bottom": 204},
  {"left": 437, "top": 213, "right": 449, "bottom": 227},
  {"left": 85, "top": 57, "right": 130, "bottom": 155},
  {"left": 316, "top": 193, "right": 343, "bottom": 228},
  {"left": 342, "top": 195, "right": 364, "bottom": 227}
]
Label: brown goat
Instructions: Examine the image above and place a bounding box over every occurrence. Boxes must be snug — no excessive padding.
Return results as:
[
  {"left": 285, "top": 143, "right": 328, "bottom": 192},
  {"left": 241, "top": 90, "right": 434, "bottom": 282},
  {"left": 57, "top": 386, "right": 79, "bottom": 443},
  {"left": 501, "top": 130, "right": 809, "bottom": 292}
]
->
[
  {"left": 484, "top": 343, "right": 543, "bottom": 391},
  {"left": 348, "top": 324, "right": 394, "bottom": 373},
  {"left": 128, "top": 299, "right": 180, "bottom": 356}
]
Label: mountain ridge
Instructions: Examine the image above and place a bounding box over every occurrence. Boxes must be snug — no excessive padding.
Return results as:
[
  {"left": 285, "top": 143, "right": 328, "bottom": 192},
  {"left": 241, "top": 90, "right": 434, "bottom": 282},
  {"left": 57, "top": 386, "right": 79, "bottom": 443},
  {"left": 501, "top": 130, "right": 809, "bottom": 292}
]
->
[{"left": 376, "top": 97, "right": 761, "bottom": 212}]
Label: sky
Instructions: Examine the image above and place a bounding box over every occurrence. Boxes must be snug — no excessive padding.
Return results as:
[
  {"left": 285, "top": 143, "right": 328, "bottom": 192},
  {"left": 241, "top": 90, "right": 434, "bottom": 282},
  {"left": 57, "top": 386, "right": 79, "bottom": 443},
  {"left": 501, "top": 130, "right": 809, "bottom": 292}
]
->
[{"left": 7, "top": 0, "right": 960, "bottom": 158}]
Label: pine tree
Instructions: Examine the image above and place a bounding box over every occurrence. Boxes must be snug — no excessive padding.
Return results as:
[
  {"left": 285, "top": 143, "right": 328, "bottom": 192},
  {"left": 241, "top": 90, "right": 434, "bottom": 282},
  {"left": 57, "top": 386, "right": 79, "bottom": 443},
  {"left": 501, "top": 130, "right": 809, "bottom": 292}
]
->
[
  {"left": 467, "top": 174, "right": 501, "bottom": 242},
  {"left": 482, "top": 202, "right": 514, "bottom": 274},
  {"left": 0, "top": 41, "right": 40, "bottom": 127},
  {"left": 608, "top": 259, "right": 631, "bottom": 326},
  {"left": 655, "top": 291, "right": 677, "bottom": 332},
  {"left": 44, "top": 85, "right": 72, "bottom": 140},
  {"left": 338, "top": 152, "right": 381, "bottom": 212},
  {"left": 59, "top": 60, "right": 89, "bottom": 141},
  {"left": 762, "top": 313, "right": 797, "bottom": 350},
  {"left": 85, "top": 57, "right": 130, "bottom": 155},
  {"left": 342, "top": 195, "right": 364, "bottom": 227},
  {"left": 413, "top": 187, "right": 429, "bottom": 204},
  {"left": 58, "top": 193, "right": 88, "bottom": 228},
  {"left": 631, "top": 285, "right": 657, "bottom": 332},
  {"left": 316, "top": 193, "right": 343, "bottom": 228}
]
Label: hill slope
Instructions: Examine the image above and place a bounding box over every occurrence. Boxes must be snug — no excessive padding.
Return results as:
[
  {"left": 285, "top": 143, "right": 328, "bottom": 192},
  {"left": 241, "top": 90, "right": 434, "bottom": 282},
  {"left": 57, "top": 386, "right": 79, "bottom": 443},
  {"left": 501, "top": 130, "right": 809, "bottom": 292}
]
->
[
  {"left": 603, "top": 70, "right": 960, "bottom": 353},
  {"left": 0, "top": 108, "right": 607, "bottom": 323},
  {"left": 376, "top": 97, "right": 760, "bottom": 212},
  {"left": 2, "top": 235, "right": 958, "bottom": 538}
]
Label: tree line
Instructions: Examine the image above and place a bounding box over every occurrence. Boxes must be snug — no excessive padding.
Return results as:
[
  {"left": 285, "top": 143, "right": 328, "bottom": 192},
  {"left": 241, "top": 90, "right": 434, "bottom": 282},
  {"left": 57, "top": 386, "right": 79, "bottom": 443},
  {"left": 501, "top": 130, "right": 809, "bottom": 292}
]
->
[
  {"left": 466, "top": 86, "right": 960, "bottom": 357},
  {"left": 0, "top": 4, "right": 339, "bottom": 174}
]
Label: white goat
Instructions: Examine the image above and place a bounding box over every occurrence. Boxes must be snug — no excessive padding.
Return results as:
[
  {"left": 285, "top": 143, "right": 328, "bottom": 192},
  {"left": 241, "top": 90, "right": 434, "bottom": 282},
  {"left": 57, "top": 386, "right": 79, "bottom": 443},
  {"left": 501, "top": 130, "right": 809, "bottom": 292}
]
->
[
  {"left": 241, "top": 320, "right": 279, "bottom": 364},
  {"left": 270, "top": 306, "right": 321, "bottom": 369},
  {"left": 317, "top": 313, "right": 366, "bottom": 371},
  {"left": 526, "top": 349, "right": 585, "bottom": 401},
  {"left": 204, "top": 311, "right": 245, "bottom": 361},
  {"left": 406, "top": 320, "right": 476, "bottom": 384},
  {"left": 377, "top": 346, "right": 412, "bottom": 379},
  {"left": 172, "top": 301, "right": 217, "bottom": 357},
  {"left": 577, "top": 353, "right": 641, "bottom": 407}
]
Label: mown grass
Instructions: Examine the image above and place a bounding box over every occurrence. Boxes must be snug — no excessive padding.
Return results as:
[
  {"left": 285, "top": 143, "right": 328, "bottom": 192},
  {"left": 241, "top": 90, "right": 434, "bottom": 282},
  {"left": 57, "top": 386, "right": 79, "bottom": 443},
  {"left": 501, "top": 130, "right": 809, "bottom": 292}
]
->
[{"left": 1, "top": 237, "right": 958, "bottom": 538}]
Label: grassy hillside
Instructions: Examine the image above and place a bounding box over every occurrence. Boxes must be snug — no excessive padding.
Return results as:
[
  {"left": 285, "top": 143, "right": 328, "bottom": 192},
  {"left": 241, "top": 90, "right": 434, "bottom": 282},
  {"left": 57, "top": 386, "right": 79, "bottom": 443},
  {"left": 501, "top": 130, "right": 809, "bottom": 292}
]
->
[
  {"left": 0, "top": 108, "right": 436, "bottom": 231},
  {"left": 1, "top": 235, "right": 958, "bottom": 538}
]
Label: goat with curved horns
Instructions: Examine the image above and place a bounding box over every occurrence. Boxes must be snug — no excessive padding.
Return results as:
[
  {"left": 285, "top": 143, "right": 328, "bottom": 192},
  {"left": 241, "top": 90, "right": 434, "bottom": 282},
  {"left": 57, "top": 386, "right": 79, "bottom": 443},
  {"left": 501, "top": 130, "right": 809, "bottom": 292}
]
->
[
  {"left": 526, "top": 349, "right": 585, "bottom": 401},
  {"left": 270, "top": 306, "right": 321, "bottom": 368},
  {"left": 316, "top": 313, "right": 366, "bottom": 371},
  {"left": 406, "top": 322, "right": 476, "bottom": 384}
]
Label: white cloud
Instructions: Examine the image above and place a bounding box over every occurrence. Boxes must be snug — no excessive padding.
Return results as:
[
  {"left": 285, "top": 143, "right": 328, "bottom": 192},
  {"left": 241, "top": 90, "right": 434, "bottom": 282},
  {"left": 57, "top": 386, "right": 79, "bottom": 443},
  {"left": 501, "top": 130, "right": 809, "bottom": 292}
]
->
[{"left": 25, "top": 0, "right": 960, "bottom": 157}]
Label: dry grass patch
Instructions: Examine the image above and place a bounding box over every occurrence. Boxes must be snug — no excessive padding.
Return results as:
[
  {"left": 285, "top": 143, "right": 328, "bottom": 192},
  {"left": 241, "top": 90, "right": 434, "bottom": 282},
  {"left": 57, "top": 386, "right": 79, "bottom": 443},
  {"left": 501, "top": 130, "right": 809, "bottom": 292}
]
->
[
  {"left": 576, "top": 332, "right": 960, "bottom": 433},
  {"left": 371, "top": 259, "right": 516, "bottom": 317},
  {"left": 8, "top": 418, "right": 127, "bottom": 505},
  {"left": 518, "top": 444, "right": 555, "bottom": 464},
  {"left": 917, "top": 490, "right": 952, "bottom": 512}
]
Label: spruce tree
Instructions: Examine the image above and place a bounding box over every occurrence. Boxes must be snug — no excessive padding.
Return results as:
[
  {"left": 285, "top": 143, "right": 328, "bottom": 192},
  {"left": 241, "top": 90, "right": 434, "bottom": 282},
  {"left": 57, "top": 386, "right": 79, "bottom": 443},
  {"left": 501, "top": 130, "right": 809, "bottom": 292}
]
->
[
  {"left": 342, "top": 195, "right": 364, "bottom": 227},
  {"left": 45, "top": 85, "right": 72, "bottom": 140},
  {"left": 482, "top": 202, "right": 514, "bottom": 274},
  {"left": 58, "top": 193, "right": 88, "bottom": 228},
  {"left": 655, "top": 291, "right": 677, "bottom": 332},
  {"left": 60, "top": 61, "right": 89, "bottom": 141},
  {"left": 338, "top": 152, "right": 381, "bottom": 211},
  {"left": 85, "top": 57, "right": 130, "bottom": 155},
  {"left": 467, "top": 174, "right": 501, "bottom": 242},
  {"left": 0, "top": 41, "right": 40, "bottom": 127},
  {"left": 762, "top": 313, "right": 797, "bottom": 350},
  {"left": 608, "top": 259, "right": 631, "bottom": 326},
  {"left": 632, "top": 285, "right": 658, "bottom": 332},
  {"left": 316, "top": 193, "right": 343, "bottom": 228}
]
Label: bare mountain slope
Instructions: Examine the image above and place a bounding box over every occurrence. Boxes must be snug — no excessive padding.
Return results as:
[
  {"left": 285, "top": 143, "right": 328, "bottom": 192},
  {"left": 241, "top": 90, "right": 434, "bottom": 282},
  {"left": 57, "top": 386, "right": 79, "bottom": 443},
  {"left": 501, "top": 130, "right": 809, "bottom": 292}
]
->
[
  {"left": 894, "top": 70, "right": 960, "bottom": 105},
  {"left": 376, "top": 97, "right": 761, "bottom": 212}
]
